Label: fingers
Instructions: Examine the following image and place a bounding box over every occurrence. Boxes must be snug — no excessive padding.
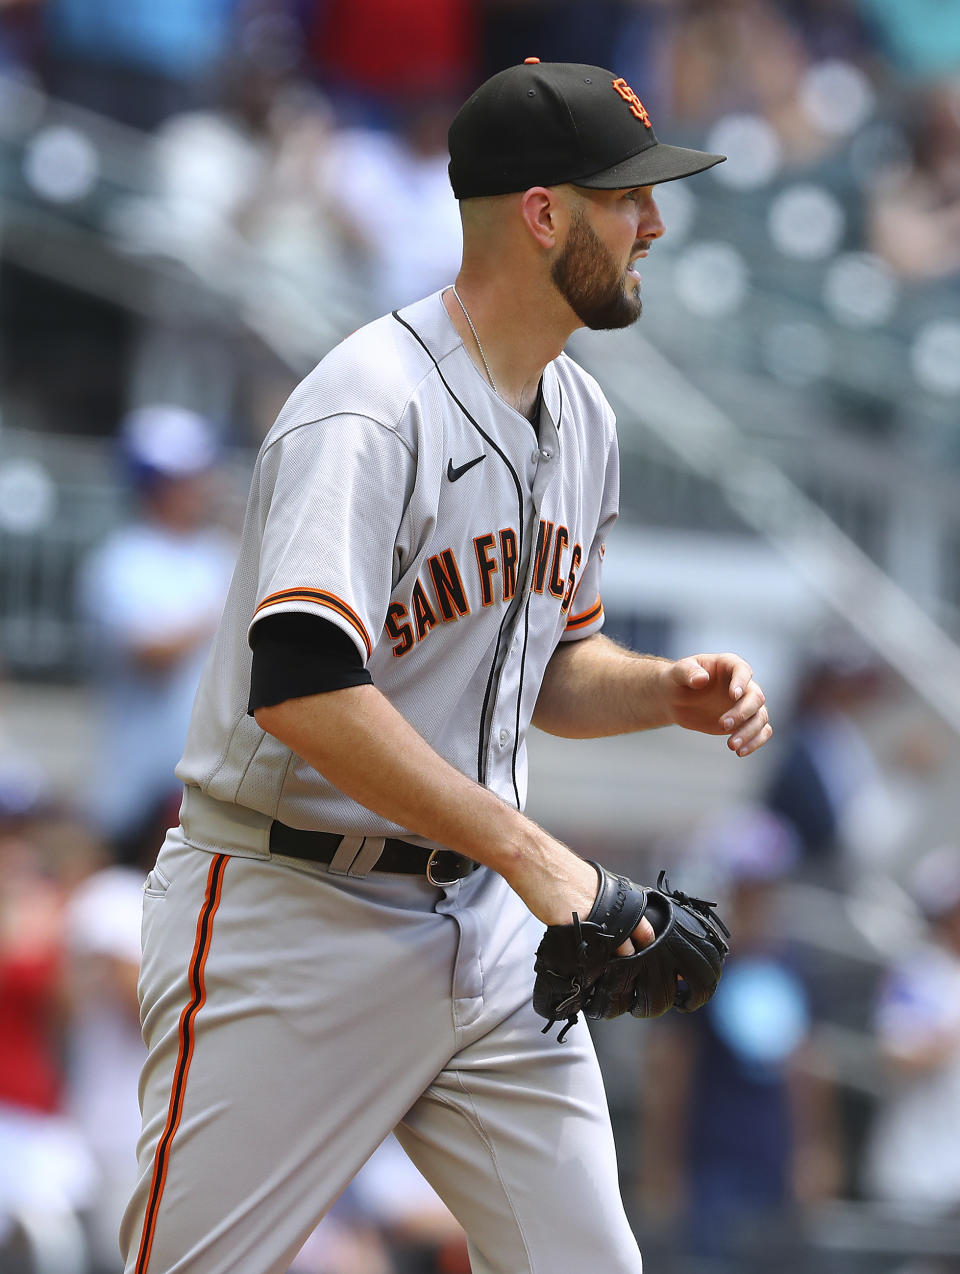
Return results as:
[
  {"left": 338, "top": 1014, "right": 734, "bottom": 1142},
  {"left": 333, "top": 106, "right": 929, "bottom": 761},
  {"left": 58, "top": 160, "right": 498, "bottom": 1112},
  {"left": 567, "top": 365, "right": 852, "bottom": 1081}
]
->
[
  {"left": 677, "top": 653, "right": 758, "bottom": 702},
  {"left": 716, "top": 670, "right": 772, "bottom": 757},
  {"left": 719, "top": 675, "right": 764, "bottom": 728},
  {"left": 725, "top": 697, "right": 773, "bottom": 757},
  {"left": 724, "top": 656, "right": 754, "bottom": 701},
  {"left": 681, "top": 653, "right": 753, "bottom": 695},
  {"left": 617, "top": 915, "right": 656, "bottom": 956},
  {"left": 680, "top": 657, "right": 710, "bottom": 687},
  {"left": 671, "top": 652, "right": 772, "bottom": 756}
]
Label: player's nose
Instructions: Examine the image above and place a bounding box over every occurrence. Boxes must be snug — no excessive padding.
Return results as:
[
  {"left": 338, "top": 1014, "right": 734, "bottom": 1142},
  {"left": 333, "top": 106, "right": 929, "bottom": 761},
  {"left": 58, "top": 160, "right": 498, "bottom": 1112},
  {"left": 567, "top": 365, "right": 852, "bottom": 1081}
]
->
[{"left": 636, "top": 188, "right": 665, "bottom": 240}]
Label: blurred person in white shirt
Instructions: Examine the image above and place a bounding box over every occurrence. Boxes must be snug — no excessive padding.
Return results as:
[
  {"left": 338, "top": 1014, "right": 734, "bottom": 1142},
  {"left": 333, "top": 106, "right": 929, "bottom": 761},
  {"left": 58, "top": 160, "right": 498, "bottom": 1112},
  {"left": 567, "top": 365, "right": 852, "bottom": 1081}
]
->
[
  {"left": 76, "top": 406, "right": 237, "bottom": 854},
  {"left": 865, "top": 846, "right": 960, "bottom": 1217},
  {"left": 321, "top": 100, "right": 465, "bottom": 314}
]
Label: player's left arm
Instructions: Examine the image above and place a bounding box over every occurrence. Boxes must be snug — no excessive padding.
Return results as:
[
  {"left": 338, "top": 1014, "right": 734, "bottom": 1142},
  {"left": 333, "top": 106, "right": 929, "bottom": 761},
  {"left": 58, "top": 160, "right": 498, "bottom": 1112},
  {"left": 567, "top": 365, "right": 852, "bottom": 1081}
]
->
[{"left": 532, "top": 633, "right": 771, "bottom": 756}]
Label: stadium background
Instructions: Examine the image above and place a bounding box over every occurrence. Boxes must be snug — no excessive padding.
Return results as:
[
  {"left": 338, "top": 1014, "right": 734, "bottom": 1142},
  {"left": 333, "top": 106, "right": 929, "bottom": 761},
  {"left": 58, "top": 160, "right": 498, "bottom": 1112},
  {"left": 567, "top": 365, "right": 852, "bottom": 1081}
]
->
[{"left": 2, "top": 1, "right": 960, "bottom": 1271}]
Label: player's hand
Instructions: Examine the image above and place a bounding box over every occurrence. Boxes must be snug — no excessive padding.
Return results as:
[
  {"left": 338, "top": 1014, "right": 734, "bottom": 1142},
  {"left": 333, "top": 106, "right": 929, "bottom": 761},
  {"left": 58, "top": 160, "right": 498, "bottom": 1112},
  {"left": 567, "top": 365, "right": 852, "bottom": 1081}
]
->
[
  {"left": 658, "top": 652, "right": 771, "bottom": 757},
  {"left": 516, "top": 852, "right": 655, "bottom": 953}
]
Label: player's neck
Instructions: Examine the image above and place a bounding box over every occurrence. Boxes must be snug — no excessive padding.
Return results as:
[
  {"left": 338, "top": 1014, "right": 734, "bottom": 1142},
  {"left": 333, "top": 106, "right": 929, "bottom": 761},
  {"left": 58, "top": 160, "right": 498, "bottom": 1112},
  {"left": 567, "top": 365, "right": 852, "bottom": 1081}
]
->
[{"left": 444, "top": 276, "right": 575, "bottom": 419}]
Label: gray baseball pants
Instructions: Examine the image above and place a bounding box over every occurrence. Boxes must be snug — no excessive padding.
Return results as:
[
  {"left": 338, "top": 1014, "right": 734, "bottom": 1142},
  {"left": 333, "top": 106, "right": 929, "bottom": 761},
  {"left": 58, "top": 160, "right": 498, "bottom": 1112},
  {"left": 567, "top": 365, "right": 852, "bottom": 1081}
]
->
[{"left": 120, "top": 816, "right": 644, "bottom": 1273}]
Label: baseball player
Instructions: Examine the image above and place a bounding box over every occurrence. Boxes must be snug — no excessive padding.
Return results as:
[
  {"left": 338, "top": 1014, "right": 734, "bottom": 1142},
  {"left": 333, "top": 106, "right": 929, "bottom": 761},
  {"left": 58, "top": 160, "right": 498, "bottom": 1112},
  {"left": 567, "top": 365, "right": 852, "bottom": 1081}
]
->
[{"left": 121, "top": 60, "right": 772, "bottom": 1274}]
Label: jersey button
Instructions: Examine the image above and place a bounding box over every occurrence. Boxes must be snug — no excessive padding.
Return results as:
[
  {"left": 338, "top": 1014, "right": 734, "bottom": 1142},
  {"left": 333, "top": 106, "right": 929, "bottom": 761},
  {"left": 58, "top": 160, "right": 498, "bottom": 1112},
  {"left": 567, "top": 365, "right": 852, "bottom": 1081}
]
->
[
  {"left": 540, "top": 448, "right": 553, "bottom": 460},
  {"left": 498, "top": 729, "right": 509, "bottom": 746},
  {"left": 530, "top": 448, "right": 540, "bottom": 465}
]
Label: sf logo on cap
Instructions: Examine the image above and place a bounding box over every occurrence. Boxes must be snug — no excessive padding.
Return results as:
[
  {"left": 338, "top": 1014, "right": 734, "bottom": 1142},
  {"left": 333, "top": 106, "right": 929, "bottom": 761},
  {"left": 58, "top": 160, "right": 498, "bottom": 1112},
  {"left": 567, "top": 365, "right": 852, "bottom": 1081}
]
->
[{"left": 611, "top": 78, "right": 652, "bottom": 128}]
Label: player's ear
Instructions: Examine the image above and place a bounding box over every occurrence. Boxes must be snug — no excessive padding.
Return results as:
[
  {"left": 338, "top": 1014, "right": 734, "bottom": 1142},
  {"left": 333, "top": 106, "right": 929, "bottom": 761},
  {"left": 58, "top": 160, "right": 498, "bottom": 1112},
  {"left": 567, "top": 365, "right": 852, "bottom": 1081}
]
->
[{"left": 519, "top": 186, "right": 568, "bottom": 249}]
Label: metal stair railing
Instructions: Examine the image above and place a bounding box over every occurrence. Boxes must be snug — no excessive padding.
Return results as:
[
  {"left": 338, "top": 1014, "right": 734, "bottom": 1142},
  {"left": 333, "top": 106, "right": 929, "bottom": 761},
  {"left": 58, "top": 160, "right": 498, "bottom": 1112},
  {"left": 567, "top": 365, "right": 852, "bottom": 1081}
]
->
[{"left": 573, "top": 324, "right": 960, "bottom": 737}]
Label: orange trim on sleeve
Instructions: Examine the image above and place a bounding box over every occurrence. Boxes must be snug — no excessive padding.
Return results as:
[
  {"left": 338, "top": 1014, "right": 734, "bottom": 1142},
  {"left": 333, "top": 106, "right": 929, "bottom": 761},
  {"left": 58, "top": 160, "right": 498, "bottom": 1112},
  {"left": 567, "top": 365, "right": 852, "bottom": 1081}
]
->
[
  {"left": 254, "top": 587, "right": 373, "bottom": 660},
  {"left": 134, "top": 853, "right": 227, "bottom": 1274},
  {"left": 564, "top": 595, "right": 604, "bottom": 631}
]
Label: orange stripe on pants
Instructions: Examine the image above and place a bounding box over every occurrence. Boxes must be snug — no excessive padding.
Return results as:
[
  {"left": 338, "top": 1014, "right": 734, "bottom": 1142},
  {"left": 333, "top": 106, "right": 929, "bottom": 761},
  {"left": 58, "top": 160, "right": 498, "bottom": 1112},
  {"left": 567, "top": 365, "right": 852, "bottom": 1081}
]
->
[{"left": 134, "top": 852, "right": 227, "bottom": 1274}]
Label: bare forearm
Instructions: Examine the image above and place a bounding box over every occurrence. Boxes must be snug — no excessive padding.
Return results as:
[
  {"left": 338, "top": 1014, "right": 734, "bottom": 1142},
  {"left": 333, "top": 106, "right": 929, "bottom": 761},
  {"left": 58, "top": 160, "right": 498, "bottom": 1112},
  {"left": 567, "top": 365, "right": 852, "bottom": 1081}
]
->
[
  {"left": 533, "top": 637, "right": 772, "bottom": 757},
  {"left": 533, "top": 635, "right": 672, "bottom": 738},
  {"left": 254, "top": 685, "right": 598, "bottom": 925}
]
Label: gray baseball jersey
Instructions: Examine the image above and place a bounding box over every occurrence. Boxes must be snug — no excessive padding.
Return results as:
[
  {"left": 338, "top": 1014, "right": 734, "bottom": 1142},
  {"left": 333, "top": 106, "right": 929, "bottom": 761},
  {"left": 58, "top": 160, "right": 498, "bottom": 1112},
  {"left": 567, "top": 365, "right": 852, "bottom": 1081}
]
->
[{"left": 176, "top": 289, "right": 618, "bottom": 839}]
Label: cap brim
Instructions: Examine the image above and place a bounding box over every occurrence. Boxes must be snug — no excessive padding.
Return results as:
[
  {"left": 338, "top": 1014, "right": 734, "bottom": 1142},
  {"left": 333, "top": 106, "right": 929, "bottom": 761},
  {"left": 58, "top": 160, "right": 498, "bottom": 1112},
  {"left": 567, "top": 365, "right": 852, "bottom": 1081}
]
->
[{"left": 575, "top": 142, "right": 725, "bottom": 189}]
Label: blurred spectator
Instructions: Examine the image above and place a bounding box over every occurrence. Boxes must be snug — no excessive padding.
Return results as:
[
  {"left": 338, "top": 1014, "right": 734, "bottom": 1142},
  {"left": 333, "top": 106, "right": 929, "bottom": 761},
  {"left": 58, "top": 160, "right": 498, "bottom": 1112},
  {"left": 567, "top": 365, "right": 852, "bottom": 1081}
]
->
[
  {"left": 289, "top": 1192, "right": 393, "bottom": 1274},
  {"left": 867, "top": 82, "right": 960, "bottom": 280},
  {"left": 667, "top": 0, "right": 809, "bottom": 132},
  {"left": 478, "top": 1, "right": 702, "bottom": 124},
  {"left": 781, "top": 0, "right": 873, "bottom": 64},
  {"left": 480, "top": 0, "right": 640, "bottom": 86},
  {"left": 0, "top": 768, "right": 63, "bottom": 1130},
  {"left": 857, "top": 0, "right": 960, "bottom": 80},
  {"left": 320, "top": 99, "right": 464, "bottom": 313},
  {"left": 660, "top": 0, "right": 874, "bottom": 174},
  {"left": 301, "top": 0, "right": 478, "bottom": 128},
  {"left": 233, "top": 81, "right": 336, "bottom": 258},
  {"left": 292, "top": 1134, "right": 468, "bottom": 1273},
  {"left": 637, "top": 807, "right": 841, "bottom": 1272},
  {"left": 147, "top": 11, "right": 306, "bottom": 249},
  {"left": 76, "top": 405, "right": 237, "bottom": 855},
  {"left": 864, "top": 846, "right": 960, "bottom": 1217},
  {"left": 0, "top": 768, "right": 96, "bottom": 1270},
  {"left": 764, "top": 643, "right": 906, "bottom": 875},
  {"left": 350, "top": 1134, "right": 469, "bottom": 1273},
  {"left": 64, "top": 861, "right": 146, "bottom": 1273},
  {"left": 0, "top": 0, "right": 42, "bottom": 72},
  {"left": 36, "top": 0, "right": 241, "bottom": 130}
]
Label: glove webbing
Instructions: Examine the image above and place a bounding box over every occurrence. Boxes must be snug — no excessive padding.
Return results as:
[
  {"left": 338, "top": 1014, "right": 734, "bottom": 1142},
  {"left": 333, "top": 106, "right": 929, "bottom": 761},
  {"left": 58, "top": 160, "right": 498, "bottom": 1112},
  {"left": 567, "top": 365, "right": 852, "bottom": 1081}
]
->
[{"left": 655, "top": 869, "right": 731, "bottom": 946}]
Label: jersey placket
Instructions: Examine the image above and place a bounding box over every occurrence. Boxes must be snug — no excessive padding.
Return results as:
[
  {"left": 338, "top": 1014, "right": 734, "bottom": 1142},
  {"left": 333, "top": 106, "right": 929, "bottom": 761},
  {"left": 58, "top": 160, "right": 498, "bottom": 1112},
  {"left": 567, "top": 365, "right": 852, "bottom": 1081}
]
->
[{"left": 479, "top": 408, "right": 562, "bottom": 798}]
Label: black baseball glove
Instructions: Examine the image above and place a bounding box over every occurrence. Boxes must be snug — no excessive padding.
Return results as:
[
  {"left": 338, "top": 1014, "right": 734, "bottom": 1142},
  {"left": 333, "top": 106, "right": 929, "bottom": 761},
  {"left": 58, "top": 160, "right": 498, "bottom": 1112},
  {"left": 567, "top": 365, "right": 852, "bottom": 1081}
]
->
[{"left": 533, "top": 864, "right": 730, "bottom": 1041}]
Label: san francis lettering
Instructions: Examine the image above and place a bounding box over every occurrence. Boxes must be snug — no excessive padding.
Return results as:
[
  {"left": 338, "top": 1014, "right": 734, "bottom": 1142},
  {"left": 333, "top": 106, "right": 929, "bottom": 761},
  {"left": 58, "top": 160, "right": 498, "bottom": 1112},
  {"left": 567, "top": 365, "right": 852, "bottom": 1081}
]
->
[{"left": 384, "top": 519, "right": 584, "bottom": 657}]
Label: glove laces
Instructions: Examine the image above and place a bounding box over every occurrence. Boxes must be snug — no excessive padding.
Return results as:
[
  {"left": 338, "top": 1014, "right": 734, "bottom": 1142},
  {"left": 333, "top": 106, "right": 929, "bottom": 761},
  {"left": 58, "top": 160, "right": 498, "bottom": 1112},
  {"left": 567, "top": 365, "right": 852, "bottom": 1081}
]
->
[
  {"left": 656, "top": 870, "right": 731, "bottom": 941},
  {"left": 541, "top": 912, "right": 587, "bottom": 1043}
]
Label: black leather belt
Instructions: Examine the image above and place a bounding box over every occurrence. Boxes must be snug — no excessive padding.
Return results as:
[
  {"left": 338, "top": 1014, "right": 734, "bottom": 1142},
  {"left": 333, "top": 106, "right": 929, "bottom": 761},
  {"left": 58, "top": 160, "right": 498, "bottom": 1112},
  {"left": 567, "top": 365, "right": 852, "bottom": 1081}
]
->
[{"left": 268, "top": 821, "right": 478, "bottom": 886}]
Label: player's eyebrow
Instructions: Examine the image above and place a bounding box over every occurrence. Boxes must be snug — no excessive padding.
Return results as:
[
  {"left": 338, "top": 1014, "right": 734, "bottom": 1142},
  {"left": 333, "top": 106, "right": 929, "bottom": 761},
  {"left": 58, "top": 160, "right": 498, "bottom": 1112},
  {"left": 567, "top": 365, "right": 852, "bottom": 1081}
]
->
[{"left": 574, "top": 184, "right": 646, "bottom": 201}]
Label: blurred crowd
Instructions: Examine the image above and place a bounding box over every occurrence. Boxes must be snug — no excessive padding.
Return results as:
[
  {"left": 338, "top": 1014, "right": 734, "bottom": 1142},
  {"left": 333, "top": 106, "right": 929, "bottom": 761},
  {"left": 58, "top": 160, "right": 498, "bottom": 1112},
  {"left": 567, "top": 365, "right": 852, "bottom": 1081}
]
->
[
  {"left": 2, "top": 1, "right": 960, "bottom": 1272},
  {"left": 0, "top": 0, "right": 959, "bottom": 444}
]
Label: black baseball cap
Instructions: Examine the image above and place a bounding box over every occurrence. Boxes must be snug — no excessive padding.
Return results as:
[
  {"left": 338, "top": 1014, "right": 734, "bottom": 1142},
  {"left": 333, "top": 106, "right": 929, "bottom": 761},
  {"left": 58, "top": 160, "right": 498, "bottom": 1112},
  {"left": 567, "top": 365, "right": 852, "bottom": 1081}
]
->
[{"left": 448, "top": 59, "right": 725, "bottom": 199}]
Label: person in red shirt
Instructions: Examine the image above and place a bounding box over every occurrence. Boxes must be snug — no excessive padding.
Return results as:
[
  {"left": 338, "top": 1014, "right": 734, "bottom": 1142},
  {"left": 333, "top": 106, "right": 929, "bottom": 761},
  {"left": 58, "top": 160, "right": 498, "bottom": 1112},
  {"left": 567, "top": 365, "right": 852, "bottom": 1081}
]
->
[
  {"left": 0, "top": 787, "right": 63, "bottom": 1117},
  {"left": 0, "top": 771, "right": 96, "bottom": 1263},
  {"left": 302, "top": 0, "right": 479, "bottom": 124}
]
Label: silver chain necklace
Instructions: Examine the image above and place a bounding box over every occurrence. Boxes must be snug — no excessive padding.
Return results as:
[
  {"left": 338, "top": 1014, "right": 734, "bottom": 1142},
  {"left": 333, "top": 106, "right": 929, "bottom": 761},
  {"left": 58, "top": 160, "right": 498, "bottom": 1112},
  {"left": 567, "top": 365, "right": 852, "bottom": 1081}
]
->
[{"left": 451, "top": 286, "right": 499, "bottom": 398}]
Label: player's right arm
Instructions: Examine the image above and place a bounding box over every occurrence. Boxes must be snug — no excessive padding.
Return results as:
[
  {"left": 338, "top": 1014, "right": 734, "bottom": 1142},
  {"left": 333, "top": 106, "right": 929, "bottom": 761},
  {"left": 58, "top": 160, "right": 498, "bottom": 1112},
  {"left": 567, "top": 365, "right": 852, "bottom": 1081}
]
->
[
  {"left": 247, "top": 409, "right": 648, "bottom": 940},
  {"left": 254, "top": 688, "right": 653, "bottom": 946}
]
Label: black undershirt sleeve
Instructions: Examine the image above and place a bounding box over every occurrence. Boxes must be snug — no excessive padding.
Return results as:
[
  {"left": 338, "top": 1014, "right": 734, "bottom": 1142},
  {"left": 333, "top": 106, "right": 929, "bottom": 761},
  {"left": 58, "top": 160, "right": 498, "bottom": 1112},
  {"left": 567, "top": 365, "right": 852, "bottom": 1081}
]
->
[{"left": 248, "top": 612, "right": 372, "bottom": 714}]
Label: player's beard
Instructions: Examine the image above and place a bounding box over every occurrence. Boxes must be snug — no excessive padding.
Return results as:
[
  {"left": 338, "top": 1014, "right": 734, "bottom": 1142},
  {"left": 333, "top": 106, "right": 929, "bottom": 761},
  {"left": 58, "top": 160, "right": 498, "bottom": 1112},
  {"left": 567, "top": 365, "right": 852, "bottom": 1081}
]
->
[{"left": 551, "top": 210, "right": 643, "bottom": 331}]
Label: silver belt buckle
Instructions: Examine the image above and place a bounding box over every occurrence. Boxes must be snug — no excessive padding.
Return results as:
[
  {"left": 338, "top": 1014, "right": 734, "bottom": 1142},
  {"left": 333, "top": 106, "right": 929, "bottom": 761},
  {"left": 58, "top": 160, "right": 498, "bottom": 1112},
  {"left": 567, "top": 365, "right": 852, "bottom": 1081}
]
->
[{"left": 426, "top": 848, "right": 470, "bottom": 887}]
